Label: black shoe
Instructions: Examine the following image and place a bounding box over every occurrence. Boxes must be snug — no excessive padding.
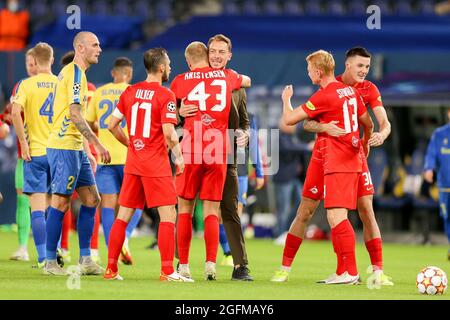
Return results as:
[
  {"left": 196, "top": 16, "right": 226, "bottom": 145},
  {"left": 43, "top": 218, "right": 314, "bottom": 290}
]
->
[
  {"left": 231, "top": 265, "right": 253, "bottom": 281},
  {"left": 56, "top": 250, "right": 64, "bottom": 268}
]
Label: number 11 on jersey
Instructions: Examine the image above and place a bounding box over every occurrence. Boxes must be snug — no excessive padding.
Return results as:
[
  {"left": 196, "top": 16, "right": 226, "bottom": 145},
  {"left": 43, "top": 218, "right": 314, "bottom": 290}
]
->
[{"left": 130, "top": 102, "right": 152, "bottom": 138}]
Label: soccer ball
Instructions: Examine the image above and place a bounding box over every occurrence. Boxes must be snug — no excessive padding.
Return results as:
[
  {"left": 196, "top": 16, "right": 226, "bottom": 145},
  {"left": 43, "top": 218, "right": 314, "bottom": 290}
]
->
[{"left": 416, "top": 266, "right": 448, "bottom": 295}]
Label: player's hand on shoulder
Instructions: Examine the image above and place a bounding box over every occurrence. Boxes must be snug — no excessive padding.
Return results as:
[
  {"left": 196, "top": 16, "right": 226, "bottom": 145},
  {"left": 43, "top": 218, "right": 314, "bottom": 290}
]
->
[
  {"left": 179, "top": 98, "right": 198, "bottom": 118},
  {"left": 368, "top": 132, "right": 384, "bottom": 147},
  {"left": 324, "top": 120, "right": 346, "bottom": 137}
]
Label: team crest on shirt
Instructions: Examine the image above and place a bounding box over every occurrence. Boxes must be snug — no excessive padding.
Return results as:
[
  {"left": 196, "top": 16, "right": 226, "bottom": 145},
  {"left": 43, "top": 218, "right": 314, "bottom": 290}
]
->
[
  {"left": 201, "top": 114, "right": 216, "bottom": 126},
  {"left": 310, "top": 186, "right": 318, "bottom": 194},
  {"left": 58, "top": 72, "right": 64, "bottom": 81},
  {"left": 306, "top": 101, "right": 315, "bottom": 110},
  {"left": 377, "top": 96, "right": 382, "bottom": 103},
  {"left": 133, "top": 139, "right": 145, "bottom": 150},
  {"left": 444, "top": 138, "right": 448, "bottom": 145},
  {"left": 167, "top": 101, "right": 176, "bottom": 112}
]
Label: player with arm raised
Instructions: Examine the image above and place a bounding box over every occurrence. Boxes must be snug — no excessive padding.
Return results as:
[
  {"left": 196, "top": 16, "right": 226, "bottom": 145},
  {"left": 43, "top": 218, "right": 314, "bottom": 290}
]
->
[
  {"left": 272, "top": 50, "right": 373, "bottom": 284},
  {"left": 299, "top": 47, "right": 393, "bottom": 285}
]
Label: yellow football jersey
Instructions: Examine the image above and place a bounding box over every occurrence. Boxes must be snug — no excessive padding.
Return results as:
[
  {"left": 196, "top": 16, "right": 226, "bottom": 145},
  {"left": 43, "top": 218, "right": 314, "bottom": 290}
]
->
[
  {"left": 86, "top": 82, "right": 129, "bottom": 165},
  {"left": 47, "top": 62, "right": 88, "bottom": 151},
  {"left": 13, "top": 73, "right": 58, "bottom": 156}
]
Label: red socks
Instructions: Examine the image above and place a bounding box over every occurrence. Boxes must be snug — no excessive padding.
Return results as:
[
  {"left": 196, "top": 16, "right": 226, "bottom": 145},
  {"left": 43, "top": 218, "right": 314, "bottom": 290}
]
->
[
  {"left": 158, "top": 222, "right": 175, "bottom": 275},
  {"left": 331, "top": 219, "right": 358, "bottom": 276},
  {"left": 90, "top": 209, "right": 100, "bottom": 250},
  {"left": 365, "top": 238, "right": 383, "bottom": 271},
  {"left": 331, "top": 230, "right": 346, "bottom": 275},
  {"left": 282, "top": 233, "right": 303, "bottom": 267},
  {"left": 176, "top": 213, "right": 192, "bottom": 264},
  {"left": 204, "top": 215, "right": 219, "bottom": 263},
  {"left": 107, "top": 219, "right": 128, "bottom": 273}
]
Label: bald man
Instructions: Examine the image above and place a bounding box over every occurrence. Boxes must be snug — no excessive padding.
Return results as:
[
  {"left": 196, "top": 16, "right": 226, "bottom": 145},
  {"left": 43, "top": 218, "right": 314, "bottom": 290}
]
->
[{"left": 45, "top": 31, "right": 110, "bottom": 275}]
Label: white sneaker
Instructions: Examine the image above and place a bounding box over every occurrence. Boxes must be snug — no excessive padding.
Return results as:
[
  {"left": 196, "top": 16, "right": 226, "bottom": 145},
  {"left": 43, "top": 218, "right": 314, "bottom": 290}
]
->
[
  {"left": 177, "top": 263, "right": 192, "bottom": 279},
  {"left": 205, "top": 261, "right": 216, "bottom": 281},
  {"left": 78, "top": 256, "right": 104, "bottom": 275},
  {"left": 10, "top": 247, "right": 29, "bottom": 261},
  {"left": 43, "top": 261, "right": 67, "bottom": 276},
  {"left": 160, "top": 271, "right": 194, "bottom": 282},
  {"left": 274, "top": 232, "right": 288, "bottom": 246},
  {"left": 325, "top": 272, "right": 360, "bottom": 285},
  {"left": 317, "top": 273, "right": 338, "bottom": 284}
]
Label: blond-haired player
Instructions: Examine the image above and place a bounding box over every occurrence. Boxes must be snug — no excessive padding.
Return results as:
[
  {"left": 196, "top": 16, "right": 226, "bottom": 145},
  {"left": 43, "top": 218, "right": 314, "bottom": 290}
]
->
[{"left": 11, "top": 42, "right": 57, "bottom": 267}]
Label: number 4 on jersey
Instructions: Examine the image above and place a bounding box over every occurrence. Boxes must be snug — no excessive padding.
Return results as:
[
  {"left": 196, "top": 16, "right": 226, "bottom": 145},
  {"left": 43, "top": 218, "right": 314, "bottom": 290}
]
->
[{"left": 39, "top": 92, "right": 54, "bottom": 123}]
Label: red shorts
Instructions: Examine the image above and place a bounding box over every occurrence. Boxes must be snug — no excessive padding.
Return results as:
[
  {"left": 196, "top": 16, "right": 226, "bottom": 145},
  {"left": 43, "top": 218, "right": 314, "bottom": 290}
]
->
[
  {"left": 302, "top": 158, "right": 324, "bottom": 201},
  {"left": 303, "top": 157, "right": 374, "bottom": 201},
  {"left": 357, "top": 156, "right": 375, "bottom": 198},
  {"left": 119, "top": 173, "right": 177, "bottom": 209},
  {"left": 324, "top": 172, "right": 359, "bottom": 210},
  {"left": 176, "top": 162, "right": 227, "bottom": 201}
]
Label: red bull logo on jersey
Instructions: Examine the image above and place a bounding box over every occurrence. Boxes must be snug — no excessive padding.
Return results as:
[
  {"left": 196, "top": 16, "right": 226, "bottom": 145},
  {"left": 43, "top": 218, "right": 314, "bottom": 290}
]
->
[
  {"left": 201, "top": 114, "right": 216, "bottom": 126},
  {"left": 133, "top": 139, "right": 145, "bottom": 151},
  {"left": 352, "top": 136, "right": 359, "bottom": 148}
]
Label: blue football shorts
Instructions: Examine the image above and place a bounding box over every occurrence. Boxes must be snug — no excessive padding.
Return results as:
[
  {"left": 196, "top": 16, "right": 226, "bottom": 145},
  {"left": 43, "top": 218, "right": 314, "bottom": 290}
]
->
[
  {"left": 96, "top": 164, "right": 124, "bottom": 194},
  {"left": 47, "top": 148, "right": 96, "bottom": 195},
  {"left": 23, "top": 155, "right": 51, "bottom": 194}
]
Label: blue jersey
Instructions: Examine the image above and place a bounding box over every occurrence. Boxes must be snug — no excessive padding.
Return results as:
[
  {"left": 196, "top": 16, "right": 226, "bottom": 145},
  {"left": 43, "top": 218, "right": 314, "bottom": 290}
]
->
[{"left": 424, "top": 123, "right": 450, "bottom": 190}]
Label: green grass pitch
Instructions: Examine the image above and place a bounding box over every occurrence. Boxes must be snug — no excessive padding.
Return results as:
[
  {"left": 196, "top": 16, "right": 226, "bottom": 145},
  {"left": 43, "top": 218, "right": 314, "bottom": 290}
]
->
[{"left": 0, "top": 232, "right": 449, "bottom": 300}]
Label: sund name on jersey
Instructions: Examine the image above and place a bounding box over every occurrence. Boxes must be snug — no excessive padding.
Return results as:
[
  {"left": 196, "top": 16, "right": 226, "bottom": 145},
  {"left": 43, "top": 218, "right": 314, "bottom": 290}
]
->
[
  {"left": 184, "top": 69, "right": 226, "bottom": 80},
  {"left": 336, "top": 86, "right": 355, "bottom": 99}
]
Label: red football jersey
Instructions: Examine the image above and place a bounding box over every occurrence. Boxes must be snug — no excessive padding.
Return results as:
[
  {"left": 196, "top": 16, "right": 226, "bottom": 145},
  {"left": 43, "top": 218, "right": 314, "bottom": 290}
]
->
[
  {"left": 170, "top": 67, "right": 242, "bottom": 156},
  {"left": 301, "top": 81, "right": 367, "bottom": 174},
  {"left": 336, "top": 75, "right": 383, "bottom": 110},
  {"left": 115, "top": 81, "right": 178, "bottom": 177}
]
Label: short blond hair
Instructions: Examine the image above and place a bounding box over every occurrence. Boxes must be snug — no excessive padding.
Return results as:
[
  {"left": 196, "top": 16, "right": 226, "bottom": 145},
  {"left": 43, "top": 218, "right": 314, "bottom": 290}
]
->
[
  {"left": 32, "top": 42, "right": 53, "bottom": 66},
  {"left": 25, "top": 48, "right": 34, "bottom": 57},
  {"left": 185, "top": 41, "right": 208, "bottom": 64},
  {"left": 207, "top": 34, "right": 232, "bottom": 52},
  {"left": 306, "top": 50, "right": 335, "bottom": 75}
]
